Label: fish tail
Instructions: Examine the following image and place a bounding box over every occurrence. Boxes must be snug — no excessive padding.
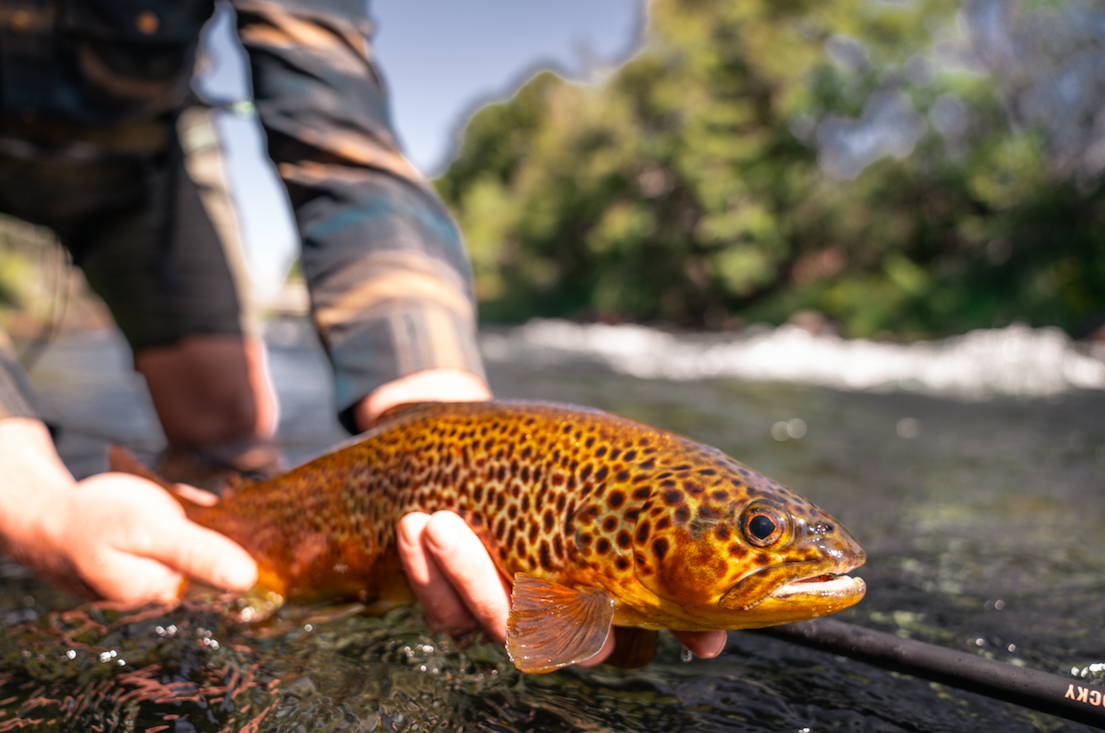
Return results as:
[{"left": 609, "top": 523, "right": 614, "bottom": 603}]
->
[{"left": 106, "top": 444, "right": 224, "bottom": 520}]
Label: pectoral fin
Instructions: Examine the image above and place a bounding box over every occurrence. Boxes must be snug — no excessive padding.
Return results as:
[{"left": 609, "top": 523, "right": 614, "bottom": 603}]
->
[{"left": 506, "top": 574, "right": 615, "bottom": 673}]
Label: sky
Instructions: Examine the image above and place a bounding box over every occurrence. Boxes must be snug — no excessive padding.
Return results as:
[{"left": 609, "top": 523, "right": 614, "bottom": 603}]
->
[{"left": 196, "top": 0, "right": 643, "bottom": 299}]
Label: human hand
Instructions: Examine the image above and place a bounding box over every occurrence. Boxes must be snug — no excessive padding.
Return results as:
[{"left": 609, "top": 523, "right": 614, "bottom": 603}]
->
[
  {"left": 396, "top": 510, "right": 727, "bottom": 665},
  {"left": 41, "top": 473, "right": 257, "bottom": 604}
]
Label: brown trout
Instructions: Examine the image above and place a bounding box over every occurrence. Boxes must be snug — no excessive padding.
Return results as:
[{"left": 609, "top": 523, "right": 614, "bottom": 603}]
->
[{"left": 126, "top": 401, "right": 866, "bottom": 673}]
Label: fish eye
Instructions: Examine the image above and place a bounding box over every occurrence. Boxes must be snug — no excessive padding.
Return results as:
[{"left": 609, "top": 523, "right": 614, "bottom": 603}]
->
[{"left": 741, "top": 505, "right": 785, "bottom": 547}]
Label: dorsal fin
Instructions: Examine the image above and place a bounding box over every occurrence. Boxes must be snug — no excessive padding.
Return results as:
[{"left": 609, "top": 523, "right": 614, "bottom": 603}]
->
[{"left": 370, "top": 401, "right": 437, "bottom": 427}]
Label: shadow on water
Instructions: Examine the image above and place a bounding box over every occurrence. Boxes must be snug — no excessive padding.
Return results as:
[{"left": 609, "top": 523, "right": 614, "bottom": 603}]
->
[{"left": 2, "top": 321, "right": 1103, "bottom": 731}]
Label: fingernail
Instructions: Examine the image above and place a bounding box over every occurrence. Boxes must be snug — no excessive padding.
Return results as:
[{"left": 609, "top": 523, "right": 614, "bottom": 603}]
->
[
  {"left": 220, "top": 557, "right": 258, "bottom": 589},
  {"left": 700, "top": 632, "right": 727, "bottom": 658}
]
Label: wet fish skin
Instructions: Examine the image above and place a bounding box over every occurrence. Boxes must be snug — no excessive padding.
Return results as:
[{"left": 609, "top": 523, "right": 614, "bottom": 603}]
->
[{"left": 166, "top": 401, "right": 866, "bottom": 672}]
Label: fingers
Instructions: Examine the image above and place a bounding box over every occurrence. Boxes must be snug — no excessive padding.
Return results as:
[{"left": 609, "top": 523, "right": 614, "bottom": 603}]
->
[
  {"left": 575, "top": 630, "right": 616, "bottom": 667},
  {"left": 398, "top": 511, "right": 511, "bottom": 642},
  {"left": 398, "top": 512, "right": 472, "bottom": 636},
  {"left": 672, "top": 629, "right": 728, "bottom": 658},
  {"left": 131, "top": 519, "right": 258, "bottom": 592}
]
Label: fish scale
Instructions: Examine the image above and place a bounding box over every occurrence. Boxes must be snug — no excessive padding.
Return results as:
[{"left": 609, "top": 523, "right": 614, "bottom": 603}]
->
[{"left": 146, "top": 400, "right": 866, "bottom": 673}]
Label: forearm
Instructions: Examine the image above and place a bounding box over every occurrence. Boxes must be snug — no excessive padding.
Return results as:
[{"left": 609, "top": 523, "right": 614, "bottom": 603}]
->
[
  {"left": 235, "top": 0, "right": 487, "bottom": 431},
  {"left": 352, "top": 368, "right": 491, "bottom": 431}
]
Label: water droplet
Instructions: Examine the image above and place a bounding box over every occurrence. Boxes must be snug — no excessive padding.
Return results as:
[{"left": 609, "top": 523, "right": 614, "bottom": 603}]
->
[
  {"left": 64, "top": 649, "right": 76, "bottom": 660},
  {"left": 786, "top": 418, "right": 807, "bottom": 439},
  {"left": 896, "top": 418, "right": 920, "bottom": 439}
]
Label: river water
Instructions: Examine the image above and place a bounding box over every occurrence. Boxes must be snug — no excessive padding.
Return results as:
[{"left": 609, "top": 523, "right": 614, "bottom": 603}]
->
[{"left": 1, "top": 320, "right": 1103, "bottom": 731}]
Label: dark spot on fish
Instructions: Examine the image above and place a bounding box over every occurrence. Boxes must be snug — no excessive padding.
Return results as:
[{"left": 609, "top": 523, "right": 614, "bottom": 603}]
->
[
  {"left": 635, "top": 521, "right": 651, "bottom": 544},
  {"left": 602, "top": 516, "right": 617, "bottom": 532},
  {"left": 552, "top": 473, "right": 565, "bottom": 486},
  {"left": 543, "top": 511, "right": 555, "bottom": 533},
  {"left": 652, "top": 538, "right": 669, "bottom": 560},
  {"left": 596, "top": 537, "right": 611, "bottom": 555},
  {"left": 539, "top": 541, "right": 552, "bottom": 569},
  {"left": 528, "top": 525, "right": 539, "bottom": 543},
  {"left": 632, "top": 486, "right": 650, "bottom": 500},
  {"left": 521, "top": 495, "right": 530, "bottom": 512},
  {"left": 615, "top": 556, "right": 630, "bottom": 571},
  {"left": 662, "top": 489, "right": 683, "bottom": 506},
  {"left": 728, "top": 543, "right": 747, "bottom": 558},
  {"left": 616, "top": 470, "right": 630, "bottom": 482},
  {"left": 698, "top": 468, "right": 717, "bottom": 476},
  {"left": 624, "top": 509, "right": 640, "bottom": 522},
  {"left": 553, "top": 535, "right": 564, "bottom": 558},
  {"left": 754, "top": 553, "right": 771, "bottom": 565},
  {"left": 473, "top": 486, "right": 484, "bottom": 502},
  {"left": 685, "top": 482, "right": 705, "bottom": 496},
  {"left": 585, "top": 436, "right": 595, "bottom": 448},
  {"left": 656, "top": 517, "right": 671, "bottom": 530},
  {"left": 470, "top": 514, "right": 483, "bottom": 527},
  {"left": 616, "top": 531, "right": 631, "bottom": 549},
  {"left": 496, "top": 465, "right": 507, "bottom": 482},
  {"left": 714, "top": 525, "right": 731, "bottom": 541},
  {"left": 508, "top": 505, "right": 518, "bottom": 519},
  {"left": 609, "top": 449, "right": 621, "bottom": 460},
  {"left": 698, "top": 505, "right": 719, "bottom": 521},
  {"left": 515, "top": 537, "right": 526, "bottom": 557},
  {"left": 556, "top": 494, "right": 567, "bottom": 512},
  {"left": 495, "top": 493, "right": 506, "bottom": 511},
  {"left": 595, "top": 466, "right": 609, "bottom": 482},
  {"left": 520, "top": 465, "right": 531, "bottom": 482},
  {"left": 674, "top": 506, "right": 691, "bottom": 524},
  {"left": 595, "top": 447, "right": 607, "bottom": 458},
  {"left": 638, "top": 458, "right": 655, "bottom": 471},
  {"left": 581, "top": 464, "right": 593, "bottom": 480},
  {"left": 608, "top": 490, "right": 626, "bottom": 509},
  {"left": 711, "top": 489, "right": 728, "bottom": 502},
  {"left": 521, "top": 446, "right": 532, "bottom": 460},
  {"left": 623, "top": 450, "right": 637, "bottom": 461}
]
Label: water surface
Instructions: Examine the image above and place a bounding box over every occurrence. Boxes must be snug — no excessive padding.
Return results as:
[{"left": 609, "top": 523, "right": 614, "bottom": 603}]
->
[{"left": 2, "top": 322, "right": 1102, "bottom": 731}]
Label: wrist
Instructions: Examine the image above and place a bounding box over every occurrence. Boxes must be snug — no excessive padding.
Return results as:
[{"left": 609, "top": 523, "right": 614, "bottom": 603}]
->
[
  {"left": 352, "top": 369, "right": 491, "bottom": 431},
  {"left": 0, "top": 418, "right": 77, "bottom": 568}
]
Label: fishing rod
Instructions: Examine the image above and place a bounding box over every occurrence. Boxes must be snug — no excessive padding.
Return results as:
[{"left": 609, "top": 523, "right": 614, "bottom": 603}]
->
[{"left": 750, "top": 619, "right": 1105, "bottom": 729}]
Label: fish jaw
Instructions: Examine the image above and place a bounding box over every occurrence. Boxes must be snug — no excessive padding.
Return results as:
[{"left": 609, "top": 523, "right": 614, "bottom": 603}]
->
[{"left": 715, "top": 561, "right": 867, "bottom": 627}]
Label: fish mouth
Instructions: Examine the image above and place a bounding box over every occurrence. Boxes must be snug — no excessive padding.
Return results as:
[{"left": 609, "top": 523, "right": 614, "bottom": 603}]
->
[
  {"left": 718, "top": 557, "right": 866, "bottom": 612},
  {"left": 768, "top": 567, "right": 866, "bottom": 601}
]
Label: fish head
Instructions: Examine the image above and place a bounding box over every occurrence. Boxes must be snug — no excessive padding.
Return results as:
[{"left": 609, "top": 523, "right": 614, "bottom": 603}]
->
[{"left": 630, "top": 449, "right": 866, "bottom": 629}]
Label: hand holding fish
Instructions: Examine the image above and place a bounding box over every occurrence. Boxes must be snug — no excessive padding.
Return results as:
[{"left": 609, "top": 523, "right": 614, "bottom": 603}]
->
[
  {"left": 396, "top": 509, "right": 728, "bottom": 664},
  {"left": 0, "top": 417, "right": 257, "bottom": 604}
]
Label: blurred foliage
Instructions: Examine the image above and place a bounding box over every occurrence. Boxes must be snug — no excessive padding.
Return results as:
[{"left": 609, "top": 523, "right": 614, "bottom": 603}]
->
[{"left": 438, "top": 0, "right": 1105, "bottom": 337}]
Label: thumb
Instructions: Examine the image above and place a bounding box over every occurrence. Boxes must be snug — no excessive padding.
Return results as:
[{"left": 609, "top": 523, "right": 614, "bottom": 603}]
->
[{"left": 138, "top": 520, "right": 258, "bottom": 591}]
